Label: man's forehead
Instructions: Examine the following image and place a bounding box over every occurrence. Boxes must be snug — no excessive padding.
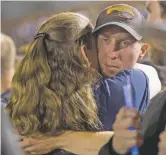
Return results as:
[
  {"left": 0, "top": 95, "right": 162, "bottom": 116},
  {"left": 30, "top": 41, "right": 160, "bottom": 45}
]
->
[
  {"left": 99, "top": 25, "right": 130, "bottom": 36},
  {"left": 98, "top": 31, "right": 133, "bottom": 41}
]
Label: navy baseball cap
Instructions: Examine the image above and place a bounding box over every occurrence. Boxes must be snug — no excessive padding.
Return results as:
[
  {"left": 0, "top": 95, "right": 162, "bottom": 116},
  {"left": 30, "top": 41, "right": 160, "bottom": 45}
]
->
[{"left": 93, "top": 4, "right": 145, "bottom": 40}]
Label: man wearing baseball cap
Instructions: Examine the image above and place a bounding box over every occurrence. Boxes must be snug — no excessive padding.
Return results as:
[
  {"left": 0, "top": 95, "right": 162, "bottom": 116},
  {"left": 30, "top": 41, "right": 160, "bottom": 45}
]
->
[
  {"left": 92, "top": 3, "right": 160, "bottom": 130},
  {"left": 19, "top": 4, "right": 161, "bottom": 155}
]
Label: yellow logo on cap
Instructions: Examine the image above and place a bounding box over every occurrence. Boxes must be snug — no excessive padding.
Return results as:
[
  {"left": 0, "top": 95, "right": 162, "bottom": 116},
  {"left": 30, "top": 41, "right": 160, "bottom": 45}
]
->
[{"left": 106, "top": 6, "right": 135, "bottom": 17}]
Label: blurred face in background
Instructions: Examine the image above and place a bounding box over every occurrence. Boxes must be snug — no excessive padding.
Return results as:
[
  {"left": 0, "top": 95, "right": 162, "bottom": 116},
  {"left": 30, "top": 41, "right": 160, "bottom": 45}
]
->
[
  {"left": 97, "top": 26, "right": 147, "bottom": 77},
  {"left": 147, "top": 1, "right": 166, "bottom": 23}
]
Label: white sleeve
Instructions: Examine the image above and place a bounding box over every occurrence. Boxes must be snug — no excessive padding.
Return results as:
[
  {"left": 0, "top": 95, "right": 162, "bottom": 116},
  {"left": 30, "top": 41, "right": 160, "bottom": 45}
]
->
[{"left": 134, "top": 63, "right": 161, "bottom": 100}]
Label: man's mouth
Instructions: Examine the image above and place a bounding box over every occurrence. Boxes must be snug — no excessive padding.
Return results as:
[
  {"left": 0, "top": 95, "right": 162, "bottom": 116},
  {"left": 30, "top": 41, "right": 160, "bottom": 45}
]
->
[{"left": 104, "top": 64, "right": 119, "bottom": 69}]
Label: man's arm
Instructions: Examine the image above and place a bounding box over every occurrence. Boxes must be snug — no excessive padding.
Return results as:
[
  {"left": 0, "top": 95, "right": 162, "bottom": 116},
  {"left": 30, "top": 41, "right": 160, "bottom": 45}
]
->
[
  {"left": 21, "top": 131, "right": 114, "bottom": 155},
  {"left": 134, "top": 63, "right": 161, "bottom": 99}
]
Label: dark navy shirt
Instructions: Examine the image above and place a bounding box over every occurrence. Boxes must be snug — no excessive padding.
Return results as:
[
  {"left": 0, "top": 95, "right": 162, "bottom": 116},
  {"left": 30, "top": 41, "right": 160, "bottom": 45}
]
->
[{"left": 94, "top": 69, "right": 150, "bottom": 130}]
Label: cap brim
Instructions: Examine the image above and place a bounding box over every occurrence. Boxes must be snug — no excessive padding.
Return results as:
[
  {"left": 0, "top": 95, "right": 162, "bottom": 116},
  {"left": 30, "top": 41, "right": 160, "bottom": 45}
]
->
[{"left": 93, "top": 22, "right": 143, "bottom": 40}]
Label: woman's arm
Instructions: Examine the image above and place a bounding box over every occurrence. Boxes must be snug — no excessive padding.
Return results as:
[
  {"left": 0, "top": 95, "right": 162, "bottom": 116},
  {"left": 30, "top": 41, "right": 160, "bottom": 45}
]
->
[{"left": 21, "top": 131, "right": 114, "bottom": 155}]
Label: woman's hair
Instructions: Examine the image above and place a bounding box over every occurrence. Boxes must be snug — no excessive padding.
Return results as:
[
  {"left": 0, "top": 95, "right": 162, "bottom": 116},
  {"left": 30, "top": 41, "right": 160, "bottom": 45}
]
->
[{"left": 6, "top": 12, "right": 102, "bottom": 136}]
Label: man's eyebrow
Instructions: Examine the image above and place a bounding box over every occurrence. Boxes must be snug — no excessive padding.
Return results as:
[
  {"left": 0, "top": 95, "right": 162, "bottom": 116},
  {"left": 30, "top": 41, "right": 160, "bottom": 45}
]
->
[
  {"left": 100, "top": 32, "right": 132, "bottom": 38},
  {"left": 98, "top": 33, "right": 109, "bottom": 38},
  {"left": 111, "top": 33, "right": 131, "bottom": 38}
]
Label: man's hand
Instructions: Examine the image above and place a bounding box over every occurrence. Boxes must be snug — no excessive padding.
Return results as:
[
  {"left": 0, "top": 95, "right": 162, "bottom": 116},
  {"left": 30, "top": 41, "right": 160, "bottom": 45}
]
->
[
  {"left": 20, "top": 131, "right": 114, "bottom": 155},
  {"left": 112, "top": 107, "right": 143, "bottom": 154},
  {"left": 158, "top": 130, "right": 166, "bottom": 155}
]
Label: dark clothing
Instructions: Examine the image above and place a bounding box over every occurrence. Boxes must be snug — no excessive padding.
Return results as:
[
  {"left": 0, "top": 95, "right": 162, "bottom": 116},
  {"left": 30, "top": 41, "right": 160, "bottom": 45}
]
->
[
  {"left": 1, "top": 88, "right": 11, "bottom": 107},
  {"left": 1, "top": 106, "right": 24, "bottom": 155},
  {"left": 139, "top": 89, "right": 166, "bottom": 155},
  {"left": 47, "top": 150, "right": 75, "bottom": 155},
  {"left": 95, "top": 69, "right": 150, "bottom": 130},
  {"left": 99, "top": 89, "right": 166, "bottom": 155}
]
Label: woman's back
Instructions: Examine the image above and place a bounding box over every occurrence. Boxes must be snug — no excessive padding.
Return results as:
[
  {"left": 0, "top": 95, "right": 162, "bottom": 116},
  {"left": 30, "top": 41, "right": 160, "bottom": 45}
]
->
[{"left": 6, "top": 12, "right": 102, "bottom": 155}]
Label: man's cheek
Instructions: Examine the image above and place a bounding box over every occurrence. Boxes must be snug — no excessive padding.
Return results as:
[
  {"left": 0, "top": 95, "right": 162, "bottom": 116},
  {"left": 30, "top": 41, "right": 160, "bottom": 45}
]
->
[
  {"left": 122, "top": 54, "right": 134, "bottom": 68},
  {"left": 98, "top": 52, "right": 108, "bottom": 63}
]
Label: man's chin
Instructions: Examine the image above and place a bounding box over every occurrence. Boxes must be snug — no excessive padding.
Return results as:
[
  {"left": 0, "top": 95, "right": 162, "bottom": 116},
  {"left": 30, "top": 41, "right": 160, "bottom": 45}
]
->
[{"left": 102, "top": 69, "right": 121, "bottom": 78}]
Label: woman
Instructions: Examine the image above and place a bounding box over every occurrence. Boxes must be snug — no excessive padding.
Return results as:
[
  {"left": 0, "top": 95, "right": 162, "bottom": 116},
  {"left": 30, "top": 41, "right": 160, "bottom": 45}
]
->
[{"left": 6, "top": 12, "right": 102, "bottom": 154}]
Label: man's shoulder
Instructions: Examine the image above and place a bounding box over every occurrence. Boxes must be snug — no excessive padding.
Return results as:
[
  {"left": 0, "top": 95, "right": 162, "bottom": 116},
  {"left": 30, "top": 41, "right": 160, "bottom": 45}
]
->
[
  {"left": 134, "top": 63, "right": 158, "bottom": 73},
  {"left": 103, "top": 69, "right": 147, "bottom": 84}
]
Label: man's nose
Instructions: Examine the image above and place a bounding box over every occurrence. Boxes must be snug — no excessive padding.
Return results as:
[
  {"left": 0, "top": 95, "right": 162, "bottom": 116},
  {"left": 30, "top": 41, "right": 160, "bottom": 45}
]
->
[
  {"left": 106, "top": 38, "right": 119, "bottom": 60},
  {"left": 108, "top": 50, "right": 119, "bottom": 60}
]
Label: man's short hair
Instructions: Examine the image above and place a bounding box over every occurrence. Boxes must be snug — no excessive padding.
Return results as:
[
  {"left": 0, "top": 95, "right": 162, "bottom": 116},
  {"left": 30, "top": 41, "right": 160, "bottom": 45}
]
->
[{"left": 1, "top": 33, "right": 16, "bottom": 74}]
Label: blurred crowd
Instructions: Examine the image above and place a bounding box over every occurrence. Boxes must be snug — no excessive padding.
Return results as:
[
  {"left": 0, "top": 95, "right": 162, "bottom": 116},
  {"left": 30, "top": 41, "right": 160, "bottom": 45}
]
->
[
  {"left": 1, "top": 1, "right": 166, "bottom": 155},
  {"left": 1, "top": 1, "right": 166, "bottom": 91}
]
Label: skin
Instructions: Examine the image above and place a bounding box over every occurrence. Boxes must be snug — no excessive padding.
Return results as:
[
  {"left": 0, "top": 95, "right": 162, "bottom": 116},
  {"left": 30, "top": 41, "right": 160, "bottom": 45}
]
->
[
  {"left": 1, "top": 69, "right": 14, "bottom": 93},
  {"left": 112, "top": 107, "right": 143, "bottom": 154},
  {"left": 158, "top": 131, "right": 166, "bottom": 155}
]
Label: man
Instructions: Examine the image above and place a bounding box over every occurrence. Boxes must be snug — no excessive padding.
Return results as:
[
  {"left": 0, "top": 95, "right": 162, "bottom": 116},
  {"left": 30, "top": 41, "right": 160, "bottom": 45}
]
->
[
  {"left": 89, "top": 3, "right": 160, "bottom": 130},
  {"left": 19, "top": 4, "right": 161, "bottom": 155},
  {"left": 1, "top": 33, "right": 16, "bottom": 105}
]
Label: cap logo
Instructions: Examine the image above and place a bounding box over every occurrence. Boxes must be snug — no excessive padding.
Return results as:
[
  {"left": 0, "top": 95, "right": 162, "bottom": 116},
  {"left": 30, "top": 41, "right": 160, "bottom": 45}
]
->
[{"left": 106, "top": 6, "right": 135, "bottom": 18}]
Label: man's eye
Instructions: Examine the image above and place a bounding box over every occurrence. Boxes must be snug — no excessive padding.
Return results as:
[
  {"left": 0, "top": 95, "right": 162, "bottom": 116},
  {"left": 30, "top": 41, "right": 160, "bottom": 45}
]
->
[
  {"left": 103, "top": 38, "right": 110, "bottom": 44},
  {"left": 119, "top": 40, "right": 133, "bottom": 49}
]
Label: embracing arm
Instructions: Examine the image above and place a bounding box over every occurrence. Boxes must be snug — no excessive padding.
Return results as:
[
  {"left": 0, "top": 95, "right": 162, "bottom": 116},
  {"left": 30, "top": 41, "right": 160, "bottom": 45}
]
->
[
  {"left": 60, "top": 131, "right": 114, "bottom": 155},
  {"left": 134, "top": 63, "right": 161, "bottom": 99},
  {"left": 21, "top": 131, "right": 114, "bottom": 155}
]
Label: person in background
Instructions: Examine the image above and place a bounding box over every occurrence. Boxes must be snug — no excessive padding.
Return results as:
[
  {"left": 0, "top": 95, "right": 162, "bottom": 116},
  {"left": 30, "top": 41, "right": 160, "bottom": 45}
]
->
[
  {"left": 1, "top": 33, "right": 16, "bottom": 105},
  {"left": 147, "top": 1, "right": 166, "bottom": 25},
  {"left": 143, "top": 1, "right": 166, "bottom": 88}
]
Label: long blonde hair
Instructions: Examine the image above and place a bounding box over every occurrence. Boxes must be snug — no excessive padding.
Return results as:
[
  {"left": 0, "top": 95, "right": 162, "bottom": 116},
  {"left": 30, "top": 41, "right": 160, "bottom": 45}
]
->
[{"left": 7, "top": 12, "right": 102, "bottom": 136}]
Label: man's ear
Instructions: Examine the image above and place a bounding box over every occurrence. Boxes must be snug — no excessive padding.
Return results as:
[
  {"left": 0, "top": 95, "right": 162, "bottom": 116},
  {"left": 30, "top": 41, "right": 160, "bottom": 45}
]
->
[{"left": 138, "top": 43, "right": 149, "bottom": 61}]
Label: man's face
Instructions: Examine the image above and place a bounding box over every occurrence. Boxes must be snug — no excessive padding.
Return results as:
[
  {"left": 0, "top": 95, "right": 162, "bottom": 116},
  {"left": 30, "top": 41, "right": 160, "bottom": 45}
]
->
[{"left": 97, "top": 26, "right": 142, "bottom": 77}]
